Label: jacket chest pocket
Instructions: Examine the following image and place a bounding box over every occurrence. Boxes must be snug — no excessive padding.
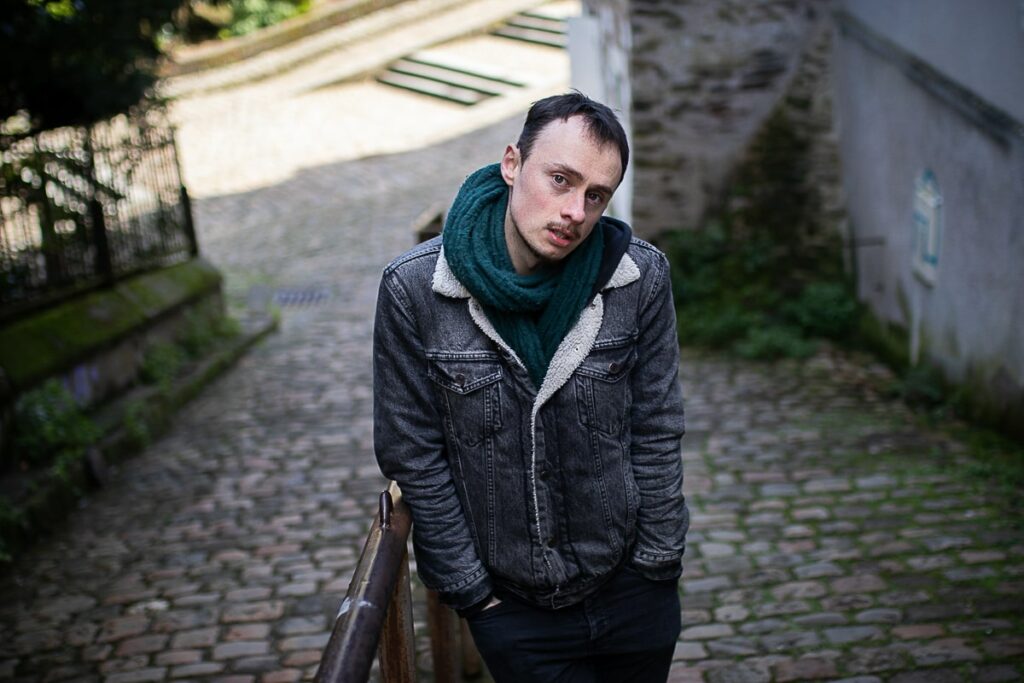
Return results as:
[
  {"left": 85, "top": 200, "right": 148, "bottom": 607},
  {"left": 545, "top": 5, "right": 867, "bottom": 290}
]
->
[
  {"left": 427, "top": 356, "right": 504, "bottom": 447},
  {"left": 574, "top": 342, "right": 636, "bottom": 436}
]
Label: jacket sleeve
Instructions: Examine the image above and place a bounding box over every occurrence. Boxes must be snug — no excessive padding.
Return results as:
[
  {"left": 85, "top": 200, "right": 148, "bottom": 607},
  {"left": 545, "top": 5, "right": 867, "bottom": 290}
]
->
[
  {"left": 628, "top": 251, "right": 689, "bottom": 580},
  {"left": 372, "top": 270, "right": 493, "bottom": 610}
]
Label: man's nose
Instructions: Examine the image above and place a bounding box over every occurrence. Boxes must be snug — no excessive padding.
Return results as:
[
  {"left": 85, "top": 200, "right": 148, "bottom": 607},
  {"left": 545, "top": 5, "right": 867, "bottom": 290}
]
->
[{"left": 561, "top": 192, "right": 586, "bottom": 224}]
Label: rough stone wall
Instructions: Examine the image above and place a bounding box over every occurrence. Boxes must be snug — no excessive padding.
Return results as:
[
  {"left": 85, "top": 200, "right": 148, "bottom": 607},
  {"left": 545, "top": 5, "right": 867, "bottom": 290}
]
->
[
  {"left": 628, "top": 0, "right": 826, "bottom": 236},
  {"left": 772, "top": 13, "right": 846, "bottom": 245}
]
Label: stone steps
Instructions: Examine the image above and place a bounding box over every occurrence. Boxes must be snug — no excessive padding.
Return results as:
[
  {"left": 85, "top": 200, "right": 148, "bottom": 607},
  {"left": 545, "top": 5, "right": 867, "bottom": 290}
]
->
[
  {"left": 372, "top": 8, "right": 567, "bottom": 105},
  {"left": 492, "top": 11, "right": 568, "bottom": 49},
  {"left": 376, "top": 55, "right": 527, "bottom": 105}
]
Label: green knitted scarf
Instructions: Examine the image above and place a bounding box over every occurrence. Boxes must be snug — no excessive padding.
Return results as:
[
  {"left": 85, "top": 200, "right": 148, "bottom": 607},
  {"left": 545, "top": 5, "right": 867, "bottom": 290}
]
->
[{"left": 442, "top": 163, "right": 605, "bottom": 388}]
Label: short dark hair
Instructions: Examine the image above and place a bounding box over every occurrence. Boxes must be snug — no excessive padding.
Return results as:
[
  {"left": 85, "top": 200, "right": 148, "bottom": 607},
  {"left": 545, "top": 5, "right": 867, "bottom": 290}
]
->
[{"left": 516, "top": 91, "right": 629, "bottom": 182}]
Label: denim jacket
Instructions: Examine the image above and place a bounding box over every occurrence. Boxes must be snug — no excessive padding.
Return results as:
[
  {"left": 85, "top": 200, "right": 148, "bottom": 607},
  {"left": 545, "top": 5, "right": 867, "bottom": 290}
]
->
[{"left": 373, "top": 236, "right": 688, "bottom": 611}]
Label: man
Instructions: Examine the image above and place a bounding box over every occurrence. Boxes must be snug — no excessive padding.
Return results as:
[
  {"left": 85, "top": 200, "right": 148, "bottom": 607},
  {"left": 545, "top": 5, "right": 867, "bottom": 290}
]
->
[{"left": 373, "top": 92, "right": 688, "bottom": 682}]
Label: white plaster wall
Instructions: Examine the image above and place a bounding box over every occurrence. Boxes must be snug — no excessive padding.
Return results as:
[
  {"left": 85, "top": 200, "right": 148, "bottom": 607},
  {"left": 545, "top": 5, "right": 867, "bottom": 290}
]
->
[
  {"left": 841, "top": 0, "right": 1024, "bottom": 123},
  {"left": 570, "top": 0, "right": 633, "bottom": 224},
  {"left": 834, "top": 10, "right": 1024, "bottom": 416}
]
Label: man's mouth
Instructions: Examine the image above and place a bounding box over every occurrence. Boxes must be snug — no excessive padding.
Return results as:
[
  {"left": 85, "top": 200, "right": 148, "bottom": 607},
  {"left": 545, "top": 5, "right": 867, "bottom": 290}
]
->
[{"left": 547, "top": 226, "right": 576, "bottom": 247}]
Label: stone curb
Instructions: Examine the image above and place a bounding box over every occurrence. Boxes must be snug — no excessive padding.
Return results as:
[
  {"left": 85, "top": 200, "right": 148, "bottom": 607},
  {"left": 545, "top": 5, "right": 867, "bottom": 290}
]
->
[
  {"left": 0, "top": 314, "right": 277, "bottom": 566},
  {"left": 95, "top": 313, "right": 278, "bottom": 465},
  {"left": 162, "top": 0, "right": 549, "bottom": 99},
  {"left": 163, "top": 0, "right": 413, "bottom": 77}
]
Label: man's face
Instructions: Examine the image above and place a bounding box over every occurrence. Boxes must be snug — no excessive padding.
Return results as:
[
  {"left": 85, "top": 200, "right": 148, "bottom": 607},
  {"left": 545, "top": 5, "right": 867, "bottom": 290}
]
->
[{"left": 500, "top": 116, "right": 622, "bottom": 274}]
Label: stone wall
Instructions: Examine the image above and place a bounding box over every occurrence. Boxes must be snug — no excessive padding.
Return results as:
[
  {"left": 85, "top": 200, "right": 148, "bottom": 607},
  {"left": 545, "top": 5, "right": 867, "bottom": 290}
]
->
[
  {"left": 0, "top": 259, "right": 225, "bottom": 459},
  {"left": 625, "top": 0, "right": 828, "bottom": 237}
]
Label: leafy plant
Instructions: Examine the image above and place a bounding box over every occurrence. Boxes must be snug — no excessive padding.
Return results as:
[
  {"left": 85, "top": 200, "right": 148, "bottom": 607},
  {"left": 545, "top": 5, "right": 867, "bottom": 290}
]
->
[
  {"left": 734, "top": 325, "right": 817, "bottom": 360},
  {"left": 899, "top": 363, "right": 947, "bottom": 410},
  {"left": 140, "top": 342, "right": 188, "bottom": 390},
  {"left": 783, "top": 281, "right": 859, "bottom": 340},
  {"left": 10, "top": 379, "right": 99, "bottom": 471},
  {"left": 218, "top": 0, "right": 310, "bottom": 38},
  {"left": 180, "top": 309, "right": 240, "bottom": 358},
  {"left": 1, "top": 0, "right": 181, "bottom": 131},
  {"left": 123, "top": 400, "right": 151, "bottom": 447}
]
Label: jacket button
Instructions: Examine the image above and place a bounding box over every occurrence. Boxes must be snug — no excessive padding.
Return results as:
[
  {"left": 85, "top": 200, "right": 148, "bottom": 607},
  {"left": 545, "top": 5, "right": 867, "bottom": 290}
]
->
[
  {"left": 546, "top": 537, "right": 556, "bottom": 548},
  {"left": 608, "top": 361, "right": 621, "bottom": 374},
  {"left": 454, "top": 373, "right": 466, "bottom": 386}
]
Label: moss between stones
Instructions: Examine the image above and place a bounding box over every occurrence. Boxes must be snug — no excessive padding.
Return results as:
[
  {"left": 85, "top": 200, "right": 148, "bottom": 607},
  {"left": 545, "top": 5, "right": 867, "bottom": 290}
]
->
[{"left": 0, "top": 259, "right": 222, "bottom": 394}]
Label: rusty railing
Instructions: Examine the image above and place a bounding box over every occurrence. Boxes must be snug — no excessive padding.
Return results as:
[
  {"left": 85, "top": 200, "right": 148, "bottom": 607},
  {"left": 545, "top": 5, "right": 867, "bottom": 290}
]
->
[{"left": 315, "top": 481, "right": 482, "bottom": 683}]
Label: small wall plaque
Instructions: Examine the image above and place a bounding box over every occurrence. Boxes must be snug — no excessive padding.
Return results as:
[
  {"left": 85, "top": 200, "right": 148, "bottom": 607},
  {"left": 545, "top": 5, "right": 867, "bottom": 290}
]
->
[{"left": 912, "top": 170, "right": 942, "bottom": 286}]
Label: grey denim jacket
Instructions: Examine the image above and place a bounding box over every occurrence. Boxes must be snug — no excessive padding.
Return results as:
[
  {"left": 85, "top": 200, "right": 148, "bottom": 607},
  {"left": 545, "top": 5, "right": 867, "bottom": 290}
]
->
[{"left": 373, "top": 236, "right": 688, "bottom": 611}]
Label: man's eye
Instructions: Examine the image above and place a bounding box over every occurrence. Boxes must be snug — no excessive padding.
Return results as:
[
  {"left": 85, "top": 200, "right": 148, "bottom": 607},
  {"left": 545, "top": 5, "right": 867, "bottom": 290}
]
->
[
  {"left": 552, "top": 174, "right": 566, "bottom": 185},
  {"left": 587, "top": 192, "right": 603, "bottom": 204}
]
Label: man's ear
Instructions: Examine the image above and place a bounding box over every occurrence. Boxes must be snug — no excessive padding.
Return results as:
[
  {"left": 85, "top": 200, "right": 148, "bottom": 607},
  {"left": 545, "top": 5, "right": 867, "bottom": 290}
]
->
[{"left": 500, "top": 144, "right": 520, "bottom": 187}]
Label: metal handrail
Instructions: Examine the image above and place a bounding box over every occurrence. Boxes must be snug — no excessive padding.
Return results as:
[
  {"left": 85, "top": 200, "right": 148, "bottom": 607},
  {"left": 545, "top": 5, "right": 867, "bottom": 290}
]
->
[
  {"left": 316, "top": 481, "right": 414, "bottom": 682},
  {"left": 315, "top": 481, "right": 482, "bottom": 682}
]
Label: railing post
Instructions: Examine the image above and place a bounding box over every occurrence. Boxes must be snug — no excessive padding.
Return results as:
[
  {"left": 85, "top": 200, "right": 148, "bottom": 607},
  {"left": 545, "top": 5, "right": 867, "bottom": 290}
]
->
[
  {"left": 461, "top": 619, "right": 482, "bottom": 679},
  {"left": 84, "top": 125, "right": 114, "bottom": 282},
  {"left": 427, "top": 590, "right": 460, "bottom": 683},
  {"left": 171, "top": 133, "right": 199, "bottom": 258},
  {"left": 378, "top": 549, "right": 415, "bottom": 682},
  {"left": 179, "top": 184, "right": 199, "bottom": 257}
]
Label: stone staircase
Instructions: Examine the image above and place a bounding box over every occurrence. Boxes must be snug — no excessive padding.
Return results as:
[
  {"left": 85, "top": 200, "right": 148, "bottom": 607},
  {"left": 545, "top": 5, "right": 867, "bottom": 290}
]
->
[
  {"left": 377, "top": 54, "right": 528, "bottom": 105},
  {"left": 374, "top": 8, "right": 567, "bottom": 105},
  {"left": 493, "top": 10, "right": 568, "bottom": 48}
]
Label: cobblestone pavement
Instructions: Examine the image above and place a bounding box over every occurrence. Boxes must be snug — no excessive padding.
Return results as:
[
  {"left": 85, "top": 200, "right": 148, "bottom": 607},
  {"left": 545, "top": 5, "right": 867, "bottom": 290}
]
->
[
  {"left": 2, "top": 14, "right": 1023, "bottom": 683},
  {"left": 672, "top": 350, "right": 1024, "bottom": 683},
  {"left": 0, "top": 111, "right": 525, "bottom": 681}
]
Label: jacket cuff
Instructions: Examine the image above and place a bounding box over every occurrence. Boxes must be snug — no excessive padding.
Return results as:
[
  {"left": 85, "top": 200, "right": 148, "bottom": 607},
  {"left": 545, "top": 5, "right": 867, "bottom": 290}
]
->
[
  {"left": 436, "top": 570, "right": 494, "bottom": 613},
  {"left": 455, "top": 592, "right": 494, "bottom": 619},
  {"left": 630, "top": 550, "right": 684, "bottom": 582}
]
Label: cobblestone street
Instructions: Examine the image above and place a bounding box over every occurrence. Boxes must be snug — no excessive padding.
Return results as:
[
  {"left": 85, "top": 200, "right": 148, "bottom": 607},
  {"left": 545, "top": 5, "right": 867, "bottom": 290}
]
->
[{"left": 1, "top": 7, "right": 1023, "bottom": 683}]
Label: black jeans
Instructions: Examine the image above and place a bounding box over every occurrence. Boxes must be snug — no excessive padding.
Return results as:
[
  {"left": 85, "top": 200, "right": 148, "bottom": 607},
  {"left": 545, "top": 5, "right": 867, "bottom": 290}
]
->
[{"left": 466, "top": 565, "right": 681, "bottom": 682}]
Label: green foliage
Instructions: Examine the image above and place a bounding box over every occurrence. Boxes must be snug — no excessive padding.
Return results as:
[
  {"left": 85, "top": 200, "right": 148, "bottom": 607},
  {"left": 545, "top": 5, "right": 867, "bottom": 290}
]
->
[
  {"left": 953, "top": 427, "right": 1024, "bottom": 508},
  {"left": 734, "top": 325, "right": 817, "bottom": 360},
  {"left": 678, "top": 303, "right": 762, "bottom": 349},
  {"left": 180, "top": 310, "right": 240, "bottom": 358},
  {"left": 123, "top": 400, "right": 151, "bottom": 448},
  {"left": 50, "top": 448, "right": 83, "bottom": 492},
  {"left": 0, "top": 497, "right": 28, "bottom": 563},
  {"left": 141, "top": 342, "right": 188, "bottom": 390},
  {"left": 899, "top": 363, "right": 947, "bottom": 410},
  {"left": 218, "top": 0, "right": 310, "bottom": 38},
  {"left": 659, "top": 108, "right": 855, "bottom": 360},
  {"left": 10, "top": 379, "right": 99, "bottom": 471},
  {"left": 783, "top": 282, "right": 859, "bottom": 340},
  {"left": 142, "top": 312, "right": 240, "bottom": 390},
  {"left": 1, "top": 0, "right": 181, "bottom": 130}
]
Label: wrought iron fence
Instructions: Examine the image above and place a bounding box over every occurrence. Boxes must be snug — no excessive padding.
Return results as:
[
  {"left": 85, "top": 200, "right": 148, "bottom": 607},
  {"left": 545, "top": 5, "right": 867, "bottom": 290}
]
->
[{"left": 0, "top": 105, "right": 197, "bottom": 318}]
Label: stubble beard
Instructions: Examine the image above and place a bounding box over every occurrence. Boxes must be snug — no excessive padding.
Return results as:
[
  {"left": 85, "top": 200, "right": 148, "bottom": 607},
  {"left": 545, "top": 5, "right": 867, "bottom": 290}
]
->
[{"left": 511, "top": 214, "right": 554, "bottom": 267}]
